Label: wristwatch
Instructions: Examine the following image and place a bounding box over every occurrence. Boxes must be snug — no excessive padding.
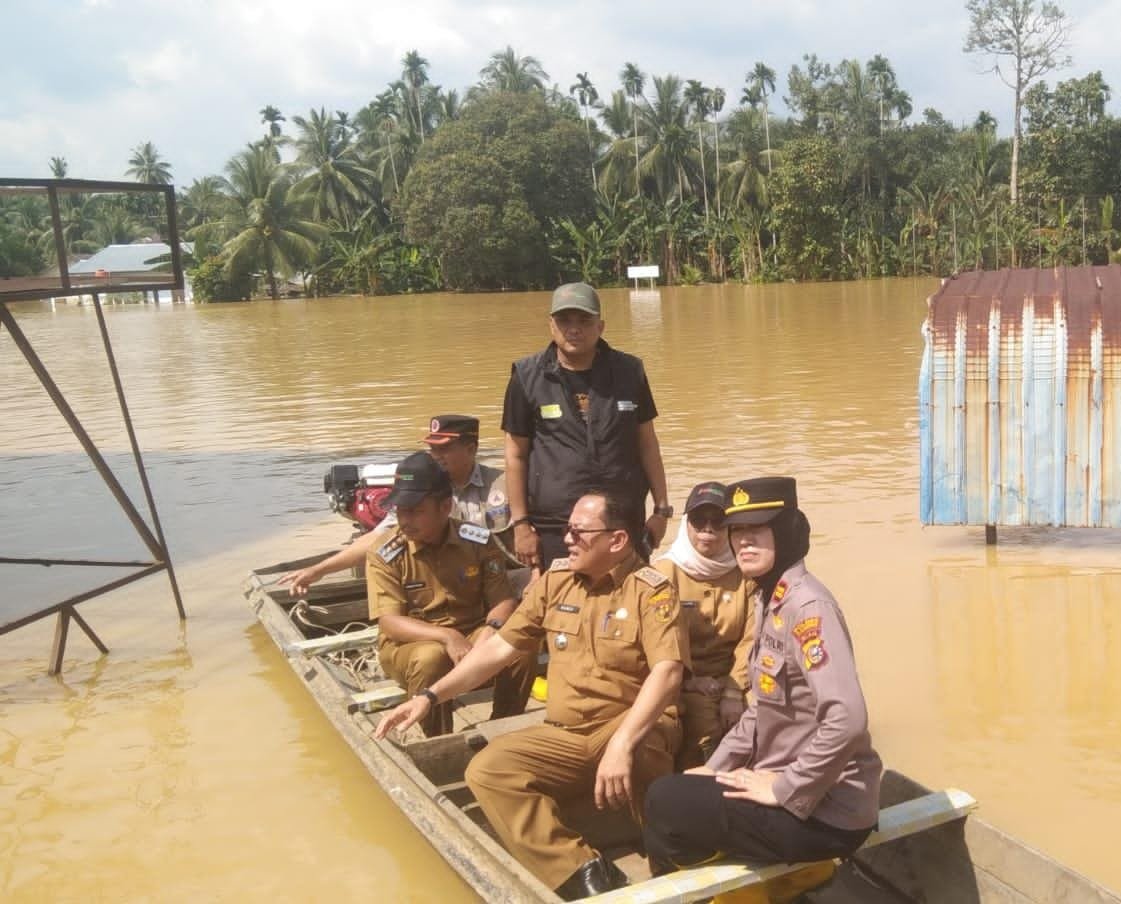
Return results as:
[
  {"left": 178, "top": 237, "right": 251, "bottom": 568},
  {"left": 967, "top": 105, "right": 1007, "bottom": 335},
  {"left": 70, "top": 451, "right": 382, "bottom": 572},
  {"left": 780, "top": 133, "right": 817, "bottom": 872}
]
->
[
  {"left": 416, "top": 687, "right": 439, "bottom": 706},
  {"left": 486, "top": 618, "right": 505, "bottom": 630},
  {"left": 652, "top": 505, "right": 674, "bottom": 518}
]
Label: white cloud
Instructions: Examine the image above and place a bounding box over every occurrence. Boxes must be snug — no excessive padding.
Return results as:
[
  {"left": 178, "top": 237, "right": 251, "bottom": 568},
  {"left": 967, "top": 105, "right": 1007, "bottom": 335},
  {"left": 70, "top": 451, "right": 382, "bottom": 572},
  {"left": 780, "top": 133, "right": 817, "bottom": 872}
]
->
[{"left": 2, "top": 0, "right": 1118, "bottom": 184}]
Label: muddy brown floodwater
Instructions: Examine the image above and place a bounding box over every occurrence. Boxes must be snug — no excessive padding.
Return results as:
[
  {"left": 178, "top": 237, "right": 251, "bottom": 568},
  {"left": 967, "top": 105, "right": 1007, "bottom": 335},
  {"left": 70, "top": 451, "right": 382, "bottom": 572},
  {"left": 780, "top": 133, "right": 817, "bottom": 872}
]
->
[{"left": 2, "top": 280, "right": 1119, "bottom": 899}]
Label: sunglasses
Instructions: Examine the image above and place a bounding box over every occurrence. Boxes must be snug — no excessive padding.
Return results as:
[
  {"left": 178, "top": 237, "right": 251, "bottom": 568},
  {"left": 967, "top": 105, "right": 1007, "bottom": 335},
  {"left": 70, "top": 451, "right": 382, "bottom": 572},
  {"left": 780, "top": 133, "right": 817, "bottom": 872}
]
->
[
  {"left": 564, "top": 524, "right": 616, "bottom": 543},
  {"left": 687, "top": 511, "right": 726, "bottom": 529}
]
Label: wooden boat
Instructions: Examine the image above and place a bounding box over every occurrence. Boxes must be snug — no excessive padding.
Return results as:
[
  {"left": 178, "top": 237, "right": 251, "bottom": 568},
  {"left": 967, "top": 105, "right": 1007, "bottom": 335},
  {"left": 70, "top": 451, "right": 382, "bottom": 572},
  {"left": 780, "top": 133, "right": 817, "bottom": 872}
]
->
[{"left": 245, "top": 551, "right": 1121, "bottom": 904}]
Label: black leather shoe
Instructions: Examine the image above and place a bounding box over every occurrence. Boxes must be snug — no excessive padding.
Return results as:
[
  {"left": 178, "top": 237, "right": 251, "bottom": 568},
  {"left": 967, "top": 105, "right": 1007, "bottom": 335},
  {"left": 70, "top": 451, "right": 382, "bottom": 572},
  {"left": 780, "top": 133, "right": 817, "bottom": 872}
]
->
[{"left": 555, "top": 854, "right": 629, "bottom": 900}]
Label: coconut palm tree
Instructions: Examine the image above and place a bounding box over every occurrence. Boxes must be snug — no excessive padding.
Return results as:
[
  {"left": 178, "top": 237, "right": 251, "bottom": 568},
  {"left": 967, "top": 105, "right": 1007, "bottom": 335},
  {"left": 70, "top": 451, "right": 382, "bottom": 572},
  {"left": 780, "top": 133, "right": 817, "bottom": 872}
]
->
[
  {"left": 747, "top": 63, "right": 775, "bottom": 175},
  {"left": 570, "top": 72, "right": 600, "bottom": 191},
  {"left": 401, "top": 50, "right": 430, "bottom": 143},
  {"left": 288, "top": 107, "right": 376, "bottom": 226},
  {"left": 219, "top": 145, "right": 327, "bottom": 299},
  {"left": 179, "top": 176, "right": 229, "bottom": 231},
  {"left": 478, "top": 46, "right": 549, "bottom": 93},
  {"left": 126, "top": 141, "right": 172, "bottom": 184},
  {"left": 621, "top": 63, "right": 646, "bottom": 197},
  {"left": 49, "top": 156, "right": 68, "bottom": 179},
  {"left": 637, "top": 75, "right": 698, "bottom": 205}
]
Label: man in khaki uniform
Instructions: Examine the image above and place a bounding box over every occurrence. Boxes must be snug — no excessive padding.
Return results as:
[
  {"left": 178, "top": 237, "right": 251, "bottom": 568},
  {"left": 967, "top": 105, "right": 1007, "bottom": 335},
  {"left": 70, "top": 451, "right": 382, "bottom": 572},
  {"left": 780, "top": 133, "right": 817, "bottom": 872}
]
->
[
  {"left": 282, "top": 414, "right": 517, "bottom": 596},
  {"left": 654, "top": 481, "right": 756, "bottom": 768},
  {"left": 375, "top": 490, "right": 688, "bottom": 900},
  {"left": 367, "top": 451, "right": 533, "bottom": 736}
]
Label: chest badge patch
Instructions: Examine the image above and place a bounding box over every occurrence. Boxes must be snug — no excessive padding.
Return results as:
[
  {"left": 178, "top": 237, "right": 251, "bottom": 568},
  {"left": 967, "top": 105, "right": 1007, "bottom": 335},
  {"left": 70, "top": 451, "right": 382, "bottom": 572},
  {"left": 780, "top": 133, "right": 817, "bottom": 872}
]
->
[
  {"left": 555, "top": 632, "right": 569, "bottom": 650},
  {"left": 772, "top": 614, "right": 784, "bottom": 629},
  {"left": 615, "top": 607, "right": 628, "bottom": 620},
  {"left": 540, "top": 403, "right": 562, "bottom": 419},
  {"left": 758, "top": 673, "right": 777, "bottom": 696}
]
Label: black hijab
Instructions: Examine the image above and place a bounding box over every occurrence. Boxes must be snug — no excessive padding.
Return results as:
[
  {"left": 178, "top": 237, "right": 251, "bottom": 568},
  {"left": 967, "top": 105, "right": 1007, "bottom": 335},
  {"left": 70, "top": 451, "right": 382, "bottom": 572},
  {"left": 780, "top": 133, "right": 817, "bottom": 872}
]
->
[{"left": 755, "top": 507, "right": 811, "bottom": 602}]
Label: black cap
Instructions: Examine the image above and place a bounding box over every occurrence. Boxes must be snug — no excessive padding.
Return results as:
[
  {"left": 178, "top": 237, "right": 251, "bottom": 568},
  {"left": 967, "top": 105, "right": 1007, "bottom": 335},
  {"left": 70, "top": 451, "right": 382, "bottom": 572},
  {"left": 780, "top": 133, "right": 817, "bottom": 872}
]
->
[
  {"left": 724, "top": 477, "right": 798, "bottom": 525},
  {"left": 385, "top": 451, "right": 452, "bottom": 508},
  {"left": 684, "top": 481, "right": 727, "bottom": 514},
  {"left": 424, "top": 414, "right": 479, "bottom": 446}
]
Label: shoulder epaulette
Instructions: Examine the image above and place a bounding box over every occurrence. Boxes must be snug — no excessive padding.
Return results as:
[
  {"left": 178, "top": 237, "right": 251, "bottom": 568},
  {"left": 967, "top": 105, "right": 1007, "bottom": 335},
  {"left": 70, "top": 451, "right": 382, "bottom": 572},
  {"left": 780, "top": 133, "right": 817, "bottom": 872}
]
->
[
  {"left": 458, "top": 522, "right": 491, "bottom": 545},
  {"left": 634, "top": 566, "right": 669, "bottom": 588},
  {"left": 377, "top": 534, "right": 406, "bottom": 563},
  {"left": 549, "top": 556, "right": 571, "bottom": 571}
]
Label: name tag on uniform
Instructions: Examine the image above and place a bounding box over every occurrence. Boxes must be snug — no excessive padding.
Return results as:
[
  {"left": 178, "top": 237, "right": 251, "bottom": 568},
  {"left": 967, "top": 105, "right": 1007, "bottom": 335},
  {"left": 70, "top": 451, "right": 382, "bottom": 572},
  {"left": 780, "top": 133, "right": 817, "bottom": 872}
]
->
[
  {"left": 617, "top": 400, "right": 637, "bottom": 412},
  {"left": 557, "top": 603, "right": 580, "bottom": 613},
  {"left": 459, "top": 522, "right": 491, "bottom": 544},
  {"left": 681, "top": 601, "right": 698, "bottom": 608},
  {"left": 540, "top": 404, "right": 562, "bottom": 419},
  {"left": 404, "top": 581, "right": 426, "bottom": 591}
]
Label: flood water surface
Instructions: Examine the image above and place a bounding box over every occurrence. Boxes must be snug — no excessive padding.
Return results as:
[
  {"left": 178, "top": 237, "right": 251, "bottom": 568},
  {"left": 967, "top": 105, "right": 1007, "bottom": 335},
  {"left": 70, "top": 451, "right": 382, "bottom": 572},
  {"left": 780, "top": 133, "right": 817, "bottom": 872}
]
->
[{"left": 2, "top": 282, "right": 1119, "bottom": 898}]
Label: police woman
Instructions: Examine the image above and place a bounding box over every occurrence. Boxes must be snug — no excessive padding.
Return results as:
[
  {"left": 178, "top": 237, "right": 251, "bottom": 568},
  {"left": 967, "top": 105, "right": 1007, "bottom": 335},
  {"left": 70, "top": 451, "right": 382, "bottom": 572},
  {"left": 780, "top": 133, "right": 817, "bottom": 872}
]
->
[{"left": 643, "top": 477, "right": 882, "bottom": 876}]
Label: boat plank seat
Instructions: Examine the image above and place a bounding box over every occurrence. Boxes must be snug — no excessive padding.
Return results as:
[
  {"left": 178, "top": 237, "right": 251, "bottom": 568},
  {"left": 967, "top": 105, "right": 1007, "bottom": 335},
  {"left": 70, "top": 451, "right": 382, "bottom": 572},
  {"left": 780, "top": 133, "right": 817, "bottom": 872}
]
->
[
  {"left": 284, "top": 625, "right": 380, "bottom": 657},
  {"left": 586, "top": 788, "right": 978, "bottom": 903}
]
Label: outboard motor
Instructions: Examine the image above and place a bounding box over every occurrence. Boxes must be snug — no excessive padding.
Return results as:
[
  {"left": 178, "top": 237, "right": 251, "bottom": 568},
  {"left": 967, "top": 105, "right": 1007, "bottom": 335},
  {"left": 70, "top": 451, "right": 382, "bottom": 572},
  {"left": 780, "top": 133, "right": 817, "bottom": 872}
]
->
[{"left": 323, "top": 462, "right": 396, "bottom": 532}]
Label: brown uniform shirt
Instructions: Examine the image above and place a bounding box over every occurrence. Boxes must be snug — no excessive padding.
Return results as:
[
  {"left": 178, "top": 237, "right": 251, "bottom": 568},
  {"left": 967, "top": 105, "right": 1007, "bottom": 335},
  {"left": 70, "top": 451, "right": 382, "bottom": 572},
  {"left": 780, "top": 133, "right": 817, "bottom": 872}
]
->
[
  {"left": 654, "top": 560, "right": 755, "bottom": 696},
  {"left": 499, "top": 551, "right": 690, "bottom": 728},
  {"left": 366, "top": 519, "right": 513, "bottom": 639},
  {"left": 707, "top": 561, "right": 882, "bottom": 830}
]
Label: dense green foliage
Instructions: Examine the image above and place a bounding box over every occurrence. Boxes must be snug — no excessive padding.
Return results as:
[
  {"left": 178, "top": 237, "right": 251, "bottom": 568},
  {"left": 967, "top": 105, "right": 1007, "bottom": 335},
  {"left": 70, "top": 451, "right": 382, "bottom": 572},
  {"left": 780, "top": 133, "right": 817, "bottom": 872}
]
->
[
  {"left": 3, "top": 26, "right": 1120, "bottom": 297},
  {"left": 400, "top": 92, "right": 594, "bottom": 289}
]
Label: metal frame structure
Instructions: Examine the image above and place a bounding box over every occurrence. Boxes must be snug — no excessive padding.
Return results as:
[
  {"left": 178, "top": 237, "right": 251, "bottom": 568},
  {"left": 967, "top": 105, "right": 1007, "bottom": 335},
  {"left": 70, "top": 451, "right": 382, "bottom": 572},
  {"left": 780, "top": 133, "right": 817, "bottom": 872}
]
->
[{"left": 1, "top": 178, "right": 186, "bottom": 674}]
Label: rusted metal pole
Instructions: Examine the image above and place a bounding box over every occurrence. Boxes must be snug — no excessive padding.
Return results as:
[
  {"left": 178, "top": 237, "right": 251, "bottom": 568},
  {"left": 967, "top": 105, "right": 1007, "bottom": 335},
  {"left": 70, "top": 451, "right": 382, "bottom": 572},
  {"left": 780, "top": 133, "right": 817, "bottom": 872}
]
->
[{"left": 91, "top": 293, "right": 186, "bottom": 619}]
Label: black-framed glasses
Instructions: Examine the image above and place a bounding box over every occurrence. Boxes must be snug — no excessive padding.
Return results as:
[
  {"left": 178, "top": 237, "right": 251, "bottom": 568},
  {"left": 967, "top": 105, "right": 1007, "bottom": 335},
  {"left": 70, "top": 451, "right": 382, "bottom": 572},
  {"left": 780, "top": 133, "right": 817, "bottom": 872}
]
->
[
  {"left": 687, "top": 511, "right": 726, "bottom": 529},
  {"left": 565, "top": 524, "right": 616, "bottom": 543}
]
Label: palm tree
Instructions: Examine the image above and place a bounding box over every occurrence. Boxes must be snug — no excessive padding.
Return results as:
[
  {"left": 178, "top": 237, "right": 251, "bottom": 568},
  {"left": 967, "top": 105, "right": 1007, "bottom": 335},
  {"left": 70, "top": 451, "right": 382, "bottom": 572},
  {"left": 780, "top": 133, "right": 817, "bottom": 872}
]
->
[
  {"left": 259, "top": 105, "right": 285, "bottom": 138},
  {"left": 747, "top": 63, "right": 775, "bottom": 175},
  {"left": 126, "top": 141, "right": 172, "bottom": 184},
  {"left": 49, "top": 156, "right": 68, "bottom": 179},
  {"left": 401, "top": 50, "right": 430, "bottom": 143},
  {"left": 570, "top": 72, "right": 600, "bottom": 191},
  {"left": 356, "top": 91, "right": 402, "bottom": 195},
  {"left": 637, "top": 75, "right": 698, "bottom": 204},
  {"left": 178, "top": 176, "right": 229, "bottom": 230},
  {"left": 433, "top": 89, "right": 461, "bottom": 126},
  {"left": 220, "top": 145, "right": 327, "bottom": 299},
  {"left": 479, "top": 46, "right": 549, "bottom": 93},
  {"left": 621, "top": 63, "right": 646, "bottom": 197},
  {"left": 710, "top": 87, "right": 725, "bottom": 217},
  {"left": 289, "top": 107, "right": 376, "bottom": 226},
  {"left": 684, "top": 79, "right": 711, "bottom": 221}
]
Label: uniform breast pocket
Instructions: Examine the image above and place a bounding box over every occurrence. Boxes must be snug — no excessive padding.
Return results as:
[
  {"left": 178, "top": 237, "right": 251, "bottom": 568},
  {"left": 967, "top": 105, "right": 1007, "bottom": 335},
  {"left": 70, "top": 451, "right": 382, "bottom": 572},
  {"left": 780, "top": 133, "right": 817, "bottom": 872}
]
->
[
  {"left": 751, "top": 652, "right": 788, "bottom": 708},
  {"left": 595, "top": 613, "right": 640, "bottom": 671},
  {"left": 543, "top": 608, "right": 583, "bottom": 656}
]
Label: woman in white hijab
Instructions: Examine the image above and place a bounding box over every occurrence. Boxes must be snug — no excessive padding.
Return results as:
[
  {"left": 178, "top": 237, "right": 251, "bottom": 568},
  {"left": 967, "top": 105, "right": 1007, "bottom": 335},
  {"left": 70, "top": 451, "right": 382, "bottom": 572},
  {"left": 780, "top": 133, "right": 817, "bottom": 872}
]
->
[{"left": 654, "top": 481, "right": 757, "bottom": 768}]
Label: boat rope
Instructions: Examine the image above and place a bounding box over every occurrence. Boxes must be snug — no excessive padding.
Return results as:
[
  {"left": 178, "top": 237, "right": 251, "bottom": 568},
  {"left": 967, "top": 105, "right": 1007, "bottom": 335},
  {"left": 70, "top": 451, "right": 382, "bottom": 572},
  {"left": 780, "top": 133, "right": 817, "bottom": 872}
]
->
[{"left": 288, "top": 601, "right": 382, "bottom": 687}]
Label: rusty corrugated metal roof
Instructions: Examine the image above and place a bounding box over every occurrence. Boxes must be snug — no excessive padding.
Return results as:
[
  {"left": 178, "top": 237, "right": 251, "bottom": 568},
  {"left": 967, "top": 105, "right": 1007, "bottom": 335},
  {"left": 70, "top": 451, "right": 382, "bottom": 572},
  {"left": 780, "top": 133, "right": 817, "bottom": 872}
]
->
[{"left": 921, "top": 265, "right": 1121, "bottom": 530}]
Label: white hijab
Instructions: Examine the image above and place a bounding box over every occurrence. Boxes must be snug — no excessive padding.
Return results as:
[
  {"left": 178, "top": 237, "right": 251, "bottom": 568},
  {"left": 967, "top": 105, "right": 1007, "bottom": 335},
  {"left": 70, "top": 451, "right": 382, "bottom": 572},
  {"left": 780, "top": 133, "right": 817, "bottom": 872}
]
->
[{"left": 656, "top": 517, "right": 737, "bottom": 581}]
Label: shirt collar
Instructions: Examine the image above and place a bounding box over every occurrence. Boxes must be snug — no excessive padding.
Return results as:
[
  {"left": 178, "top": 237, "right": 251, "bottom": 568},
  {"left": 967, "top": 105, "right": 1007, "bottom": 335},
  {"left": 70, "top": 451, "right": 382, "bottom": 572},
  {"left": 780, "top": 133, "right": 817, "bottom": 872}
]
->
[{"left": 578, "top": 549, "right": 641, "bottom": 591}]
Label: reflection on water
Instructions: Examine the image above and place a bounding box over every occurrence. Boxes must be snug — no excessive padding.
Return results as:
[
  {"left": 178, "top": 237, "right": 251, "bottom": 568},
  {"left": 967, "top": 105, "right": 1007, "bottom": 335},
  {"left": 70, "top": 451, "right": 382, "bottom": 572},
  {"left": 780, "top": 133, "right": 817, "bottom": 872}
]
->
[{"left": 2, "top": 282, "right": 1120, "bottom": 895}]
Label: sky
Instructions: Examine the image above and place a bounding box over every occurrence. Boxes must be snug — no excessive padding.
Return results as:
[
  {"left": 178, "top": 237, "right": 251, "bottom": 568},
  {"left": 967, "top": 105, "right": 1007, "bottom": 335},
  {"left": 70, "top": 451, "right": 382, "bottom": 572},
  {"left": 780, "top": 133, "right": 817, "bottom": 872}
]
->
[{"left": 3, "top": 0, "right": 1120, "bottom": 187}]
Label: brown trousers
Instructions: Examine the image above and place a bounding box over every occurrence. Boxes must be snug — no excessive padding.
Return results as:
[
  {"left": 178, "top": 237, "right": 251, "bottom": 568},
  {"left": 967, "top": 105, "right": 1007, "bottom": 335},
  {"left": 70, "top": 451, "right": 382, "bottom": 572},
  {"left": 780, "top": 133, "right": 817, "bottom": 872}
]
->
[
  {"left": 464, "top": 711, "right": 680, "bottom": 890},
  {"left": 380, "top": 624, "right": 535, "bottom": 736}
]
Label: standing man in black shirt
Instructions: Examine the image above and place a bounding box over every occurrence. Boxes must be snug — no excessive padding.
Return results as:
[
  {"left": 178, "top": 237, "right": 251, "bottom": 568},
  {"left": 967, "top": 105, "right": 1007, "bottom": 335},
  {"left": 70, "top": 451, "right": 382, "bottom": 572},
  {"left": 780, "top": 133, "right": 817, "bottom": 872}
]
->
[{"left": 502, "top": 282, "right": 672, "bottom": 570}]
